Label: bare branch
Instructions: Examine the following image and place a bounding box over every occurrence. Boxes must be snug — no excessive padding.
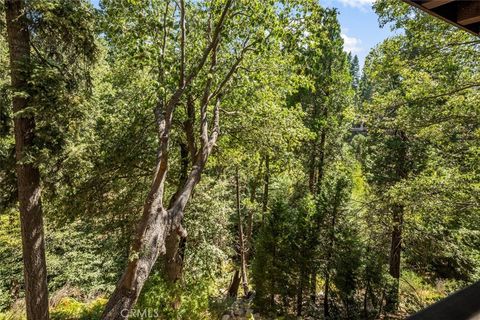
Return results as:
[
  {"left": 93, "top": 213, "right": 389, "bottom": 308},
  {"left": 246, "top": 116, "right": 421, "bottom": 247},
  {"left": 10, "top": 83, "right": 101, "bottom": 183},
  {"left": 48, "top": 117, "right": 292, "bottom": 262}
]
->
[{"left": 208, "top": 95, "right": 221, "bottom": 150}]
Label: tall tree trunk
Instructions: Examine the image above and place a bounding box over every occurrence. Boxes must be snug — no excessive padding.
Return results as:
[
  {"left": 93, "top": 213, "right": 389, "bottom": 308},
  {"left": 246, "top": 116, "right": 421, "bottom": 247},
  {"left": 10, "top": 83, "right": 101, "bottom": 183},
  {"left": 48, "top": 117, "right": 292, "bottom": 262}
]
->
[
  {"left": 5, "top": 1, "right": 49, "bottom": 319},
  {"left": 236, "top": 169, "right": 249, "bottom": 296},
  {"left": 102, "top": 141, "right": 212, "bottom": 319},
  {"left": 386, "top": 205, "right": 403, "bottom": 311},
  {"left": 324, "top": 185, "right": 339, "bottom": 320},
  {"left": 245, "top": 156, "right": 263, "bottom": 264},
  {"left": 363, "top": 279, "right": 369, "bottom": 318},
  {"left": 386, "top": 130, "right": 407, "bottom": 312},
  {"left": 389, "top": 206, "right": 403, "bottom": 280},
  {"left": 102, "top": 97, "right": 221, "bottom": 319},
  {"left": 311, "top": 127, "right": 327, "bottom": 302},
  {"left": 101, "top": 190, "right": 170, "bottom": 319},
  {"left": 261, "top": 154, "right": 269, "bottom": 224}
]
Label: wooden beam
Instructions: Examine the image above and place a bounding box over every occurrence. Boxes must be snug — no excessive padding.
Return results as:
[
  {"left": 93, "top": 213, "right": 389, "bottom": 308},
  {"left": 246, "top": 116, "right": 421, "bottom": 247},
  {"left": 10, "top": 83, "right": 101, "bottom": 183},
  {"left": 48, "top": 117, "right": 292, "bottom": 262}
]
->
[
  {"left": 457, "top": 1, "right": 480, "bottom": 26},
  {"left": 422, "top": 0, "right": 455, "bottom": 10},
  {"left": 402, "top": 0, "right": 480, "bottom": 36}
]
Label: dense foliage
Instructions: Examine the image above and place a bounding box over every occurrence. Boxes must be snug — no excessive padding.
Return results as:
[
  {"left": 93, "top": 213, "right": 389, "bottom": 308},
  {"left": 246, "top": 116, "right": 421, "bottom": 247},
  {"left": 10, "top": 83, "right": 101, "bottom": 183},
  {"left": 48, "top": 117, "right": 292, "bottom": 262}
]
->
[{"left": 0, "top": 0, "right": 479, "bottom": 319}]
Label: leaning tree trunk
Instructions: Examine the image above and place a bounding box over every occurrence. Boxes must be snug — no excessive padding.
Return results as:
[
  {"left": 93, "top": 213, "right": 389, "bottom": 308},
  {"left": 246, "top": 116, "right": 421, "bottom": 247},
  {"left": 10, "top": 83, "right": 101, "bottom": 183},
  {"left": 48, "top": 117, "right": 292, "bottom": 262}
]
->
[
  {"left": 5, "top": 1, "right": 49, "bottom": 319},
  {"left": 102, "top": 96, "right": 221, "bottom": 319},
  {"left": 101, "top": 178, "right": 170, "bottom": 319},
  {"left": 102, "top": 155, "right": 209, "bottom": 319}
]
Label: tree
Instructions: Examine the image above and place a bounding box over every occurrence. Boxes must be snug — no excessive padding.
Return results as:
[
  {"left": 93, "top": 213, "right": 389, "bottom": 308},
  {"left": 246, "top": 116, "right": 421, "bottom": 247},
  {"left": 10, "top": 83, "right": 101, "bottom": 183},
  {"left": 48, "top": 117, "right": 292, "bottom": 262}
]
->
[
  {"left": 2, "top": 1, "right": 95, "bottom": 318},
  {"left": 4, "top": 1, "right": 49, "bottom": 318},
  {"left": 358, "top": 0, "right": 480, "bottom": 312},
  {"left": 99, "top": 0, "right": 313, "bottom": 317},
  {"left": 287, "top": 6, "right": 354, "bottom": 312}
]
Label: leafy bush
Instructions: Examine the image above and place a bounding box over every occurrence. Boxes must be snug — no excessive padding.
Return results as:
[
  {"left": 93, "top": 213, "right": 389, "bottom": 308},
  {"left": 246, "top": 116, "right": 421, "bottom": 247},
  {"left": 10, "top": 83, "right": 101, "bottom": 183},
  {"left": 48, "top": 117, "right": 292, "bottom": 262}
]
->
[
  {"left": 50, "top": 297, "right": 106, "bottom": 320},
  {"left": 135, "top": 273, "right": 219, "bottom": 320},
  {"left": 0, "top": 212, "right": 23, "bottom": 311},
  {"left": 399, "top": 271, "right": 457, "bottom": 314}
]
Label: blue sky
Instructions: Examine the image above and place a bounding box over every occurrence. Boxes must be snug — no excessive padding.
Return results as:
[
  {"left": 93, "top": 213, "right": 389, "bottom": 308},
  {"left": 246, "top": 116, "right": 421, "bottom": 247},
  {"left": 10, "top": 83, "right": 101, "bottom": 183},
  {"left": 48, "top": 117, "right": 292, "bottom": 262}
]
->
[
  {"left": 321, "top": 0, "right": 394, "bottom": 67},
  {"left": 91, "top": 0, "right": 393, "bottom": 68}
]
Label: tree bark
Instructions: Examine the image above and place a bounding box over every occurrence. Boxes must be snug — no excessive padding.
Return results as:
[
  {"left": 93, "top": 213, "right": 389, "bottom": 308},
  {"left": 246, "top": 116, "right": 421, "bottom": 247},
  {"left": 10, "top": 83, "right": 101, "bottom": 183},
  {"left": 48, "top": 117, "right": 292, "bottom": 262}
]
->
[
  {"left": 323, "top": 221, "right": 335, "bottom": 320},
  {"left": 163, "top": 93, "right": 197, "bottom": 285},
  {"left": 389, "top": 206, "right": 403, "bottom": 280},
  {"left": 363, "top": 279, "right": 369, "bottom": 318},
  {"left": 164, "top": 143, "right": 189, "bottom": 285},
  {"left": 5, "top": 1, "right": 49, "bottom": 319}
]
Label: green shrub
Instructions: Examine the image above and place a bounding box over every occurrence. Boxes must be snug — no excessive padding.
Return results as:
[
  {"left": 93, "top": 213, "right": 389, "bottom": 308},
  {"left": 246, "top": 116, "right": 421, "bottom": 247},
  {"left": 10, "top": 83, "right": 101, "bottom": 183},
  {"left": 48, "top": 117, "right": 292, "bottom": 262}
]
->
[
  {"left": 135, "top": 273, "right": 219, "bottom": 320},
  {"left": 50, "top": 297, "right": 106, "bottom": 320},
  {"left": 0, "top": 311, "right": 25, "bottom": 320},
  {"left": 51, "top": 298, "right": 84, "bottom": 320},
  {"left": 399, "top": 271, "right": 453, "bottom": 314}
]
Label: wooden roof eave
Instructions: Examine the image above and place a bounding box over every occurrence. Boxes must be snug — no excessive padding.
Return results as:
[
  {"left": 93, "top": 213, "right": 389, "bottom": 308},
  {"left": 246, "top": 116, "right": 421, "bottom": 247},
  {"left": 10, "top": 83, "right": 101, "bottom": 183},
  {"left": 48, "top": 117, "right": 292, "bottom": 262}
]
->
[{"left": 402, "top": 0, "right": 480, "bottom": 37}]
